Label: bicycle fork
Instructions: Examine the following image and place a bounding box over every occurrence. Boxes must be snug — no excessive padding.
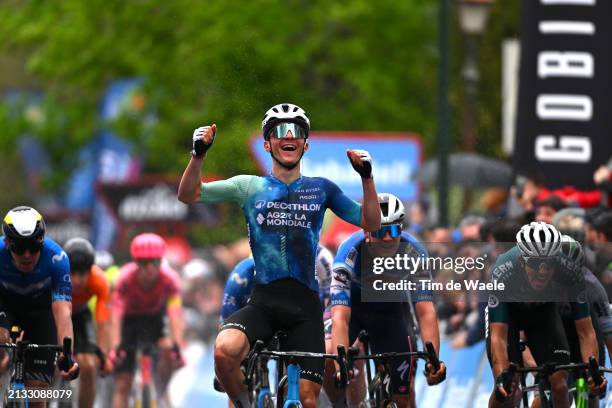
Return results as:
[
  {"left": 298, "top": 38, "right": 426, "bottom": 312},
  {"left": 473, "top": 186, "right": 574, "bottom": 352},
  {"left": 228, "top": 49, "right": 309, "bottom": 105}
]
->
[{"left": 283, "top": 362, "right": 301, "bottom": 408}]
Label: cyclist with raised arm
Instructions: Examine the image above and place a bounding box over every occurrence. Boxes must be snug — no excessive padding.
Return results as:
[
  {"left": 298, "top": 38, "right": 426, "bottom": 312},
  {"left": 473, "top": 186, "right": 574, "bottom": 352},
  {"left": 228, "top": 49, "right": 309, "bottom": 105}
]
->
[
  {"left": 325, "top": 193, "right": 446, "bottom": 408},
  {"left": 0, "top": 206, "right": 79, "bottom": 408},
  {"left": 178, "top": 103, "right": 381, "bottom": 408},
  {"left": 486, "top": 222, "right": 606, "bottom": 408},
  {"left": 65, "top": 237, "right": 113, "bottom": 408},
  {"left": 110, "top": 233, "right": 185, "bottom": 408}
]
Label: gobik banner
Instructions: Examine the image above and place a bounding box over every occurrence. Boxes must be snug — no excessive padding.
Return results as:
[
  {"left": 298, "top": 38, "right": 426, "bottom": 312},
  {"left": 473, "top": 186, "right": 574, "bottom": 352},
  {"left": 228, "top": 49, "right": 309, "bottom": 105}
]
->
[{"left": 514, "top": 0, "right": 612, "bottom": 189}]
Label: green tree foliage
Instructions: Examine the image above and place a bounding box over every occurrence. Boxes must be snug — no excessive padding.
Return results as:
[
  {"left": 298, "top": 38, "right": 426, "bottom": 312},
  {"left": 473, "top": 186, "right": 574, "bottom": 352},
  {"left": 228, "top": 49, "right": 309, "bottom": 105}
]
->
[{"left": 0, "top": 0, "right": 519, "bottom": 240}]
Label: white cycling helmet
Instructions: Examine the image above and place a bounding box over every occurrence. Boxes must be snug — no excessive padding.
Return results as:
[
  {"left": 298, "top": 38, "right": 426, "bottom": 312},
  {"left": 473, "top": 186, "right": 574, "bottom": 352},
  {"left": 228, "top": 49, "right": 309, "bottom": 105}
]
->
[
  {"left": 261, "top": 103, "right": 310, "bottom": 140},
  {"left": 378, "top": 193, "right": 405, "bottom": 225},
  {"left": 560, "top": 234, "right": 585, "bottom": 268},
  {"left": 516, "top": 221, "right": 562, "bottom": 257}
]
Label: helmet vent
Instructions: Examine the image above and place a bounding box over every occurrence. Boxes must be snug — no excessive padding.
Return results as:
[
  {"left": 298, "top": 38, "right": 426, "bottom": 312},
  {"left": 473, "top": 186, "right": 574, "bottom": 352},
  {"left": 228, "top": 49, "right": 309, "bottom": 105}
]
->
[{"left": 380, "top": 202, "right": 389, "bottom": 217}]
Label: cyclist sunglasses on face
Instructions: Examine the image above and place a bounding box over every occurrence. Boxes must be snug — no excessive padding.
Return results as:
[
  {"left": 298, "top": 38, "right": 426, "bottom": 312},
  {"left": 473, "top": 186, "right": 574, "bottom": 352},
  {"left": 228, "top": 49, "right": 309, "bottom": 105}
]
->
[
  {"left": 267, "top": 123, "right": 308, "bottom": 139},
  {"left": 523, "top": 256, "right": 558, "bottom": 269},
  {"left": 371, "top": 224, "right": 402, "bottom": 239},
  {"left": 8, "top": 239, "right": 43, "bottom": 255},
  {"left": 136, "top": 258, "right": 161, "bottom": 267}
]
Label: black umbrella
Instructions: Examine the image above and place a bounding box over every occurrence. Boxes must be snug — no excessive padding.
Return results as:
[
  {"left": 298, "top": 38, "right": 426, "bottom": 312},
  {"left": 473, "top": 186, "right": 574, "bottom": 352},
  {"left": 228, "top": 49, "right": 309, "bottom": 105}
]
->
[{"left": 417, "top": 153, "right": 513, "bottom": 188}]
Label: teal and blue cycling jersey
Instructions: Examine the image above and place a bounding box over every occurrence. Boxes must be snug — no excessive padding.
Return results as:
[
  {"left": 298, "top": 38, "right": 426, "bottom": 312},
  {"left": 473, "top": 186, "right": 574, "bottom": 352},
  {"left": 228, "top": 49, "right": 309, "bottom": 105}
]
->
[
  {"left": 329, "top": 231, "right": 434, "bottom": 307},
  {"left": 0, "top": 237, "right": 72, "bottom": 303},
  {"left": 200, "top": 175, "right": 361, "bottom": 292},
  {"left": 220, "top": 245, "right": 334, "bottom": 323}
]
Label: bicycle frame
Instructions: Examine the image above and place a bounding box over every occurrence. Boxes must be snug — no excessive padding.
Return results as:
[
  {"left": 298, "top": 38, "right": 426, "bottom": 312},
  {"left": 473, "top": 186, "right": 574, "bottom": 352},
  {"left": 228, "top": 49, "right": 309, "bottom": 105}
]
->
[
  {"left": 255, "top": 354, "right": 273, "bottom": 408},
  {"left": 283, "top": 359, "right": 300, "bottom": 408},
  {"left": 132, "top": 344, "right": 158, "bottom": 408},
  {"left": 508, "top": 358, "right": 603, "bottom": 408},
  {"left": 351, "top": 331, "right": 440, "bottom": 408},
  {"left": 245, "top": 342, "right": 349, "bottom": 408}
]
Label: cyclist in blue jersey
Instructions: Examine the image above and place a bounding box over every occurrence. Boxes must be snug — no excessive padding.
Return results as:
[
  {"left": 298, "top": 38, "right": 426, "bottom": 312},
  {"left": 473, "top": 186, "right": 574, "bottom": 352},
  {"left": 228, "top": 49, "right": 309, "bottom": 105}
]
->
[
  {"left": 325, "top": 194, "right": 446, "bottom": 408},
  {"left": 0, "top": 207, "right": 79, "bottom": 403},
  {"left": 178, "top": 103, "right": 381, "bottom": 408},
  {"left": 220, "top": 244, "right": 334, "bottom": 324}
]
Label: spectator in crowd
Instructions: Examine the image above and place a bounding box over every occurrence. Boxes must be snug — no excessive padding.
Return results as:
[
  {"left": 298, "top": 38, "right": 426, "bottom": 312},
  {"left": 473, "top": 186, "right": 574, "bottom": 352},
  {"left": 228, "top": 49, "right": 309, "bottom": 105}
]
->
[
  {"left": 408, "top": 197, "right": 430, "bottom": 237},
  {"left": 552, "top": 208, "right": 586, "bottom": 242},
  {"left": 591, "top": 211, "right": 612, "bottom": 298},
  {"left": 181, "top": 258, "right": 224, "bottom": 343},
  {"left": 585, "top": 206, "right": 608, "bottom": 248},
  {"left": 457, "top": 215, "right": 486, "bottom": 241},
  {"left": 480, "top": 188, "right": 509, "bottom": 220},
  {"left": 451, "top": 219, "right": 522, "bottom": 349},
  {"left": 513, "top": 172, "right": 609, "bottom": 213},
  {"left": 535, "top": 195, "right": 566, "bottom": 224}
]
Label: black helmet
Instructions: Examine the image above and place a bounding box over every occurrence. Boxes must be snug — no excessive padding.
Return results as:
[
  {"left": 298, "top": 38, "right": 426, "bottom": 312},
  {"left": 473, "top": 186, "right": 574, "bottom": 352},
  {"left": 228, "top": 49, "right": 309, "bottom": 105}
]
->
[
  {"left": 64, "top": 237, "right": 95, "bottom": 273},
  {"left": 2, "top": 206, "right": 46, "bottom": 242}
]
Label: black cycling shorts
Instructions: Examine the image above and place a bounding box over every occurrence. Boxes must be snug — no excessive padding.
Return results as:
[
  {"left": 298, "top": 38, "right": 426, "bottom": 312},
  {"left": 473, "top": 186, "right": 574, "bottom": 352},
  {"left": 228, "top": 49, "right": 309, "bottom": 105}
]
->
[
  {"left": 73, "top": 307, "right": 98, "bottom": 354},
  {"left": 348, "top": 302, "right": 417, "bottom": 395},
  {"left": 115, "top": 313, "right": 166, "bottom": 374},
  {"left": 220, "top": 278, "right": 325, "bottom": 384},
  {"left": 486, "top": 303, "right": 571, "bottom": 368},
  {"left": 0, "top": 293, "right": 58, "bottom": 384}
]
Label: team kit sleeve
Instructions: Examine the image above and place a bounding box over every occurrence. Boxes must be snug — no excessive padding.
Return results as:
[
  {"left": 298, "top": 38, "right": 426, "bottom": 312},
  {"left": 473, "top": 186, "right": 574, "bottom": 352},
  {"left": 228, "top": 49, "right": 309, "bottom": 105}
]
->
[
  {"left": 323, "top": 179, "right": 362, "bottom": 227},
  {"left": 51, "top": 248, "right": 72, "bottom": 302},
  {"left": 199, "top": 175, "right": 254, "bottom": 206},
  {"left": 329, "top": 238, "right": 359, "bottom": 308},
  {"left": 486, "top": 256, "right": 511, "bottom": 324}
]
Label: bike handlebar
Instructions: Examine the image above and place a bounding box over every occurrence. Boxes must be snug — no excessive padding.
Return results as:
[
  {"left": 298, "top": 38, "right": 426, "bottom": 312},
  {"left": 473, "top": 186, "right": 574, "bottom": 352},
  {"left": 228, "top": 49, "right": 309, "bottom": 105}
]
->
[
  {"left": 588, "top": 356, "right": 603, "bottom": 386},
  {"left": 336, "top": 345, "right": 348, "bottom": 389},
  {"left": 425, "top": 341, "right": 440, "bottom": 372},
  {"left": 0, "top": 336, "right": 74, "bottom": 373},
  {"left": 510, "top": 357, "right": 605, "bottom": 386}
]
